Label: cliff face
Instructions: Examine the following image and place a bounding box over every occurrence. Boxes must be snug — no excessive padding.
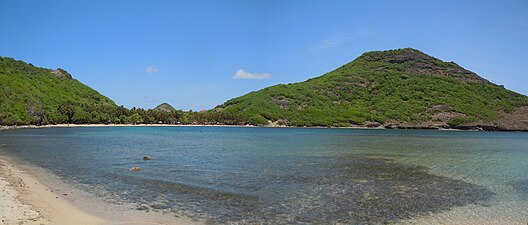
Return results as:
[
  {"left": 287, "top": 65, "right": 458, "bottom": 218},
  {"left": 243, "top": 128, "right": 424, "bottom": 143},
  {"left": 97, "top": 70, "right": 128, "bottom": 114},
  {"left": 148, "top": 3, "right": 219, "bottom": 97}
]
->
[{"left": 216, "top": 48, "right": 528, "bottom": 131}]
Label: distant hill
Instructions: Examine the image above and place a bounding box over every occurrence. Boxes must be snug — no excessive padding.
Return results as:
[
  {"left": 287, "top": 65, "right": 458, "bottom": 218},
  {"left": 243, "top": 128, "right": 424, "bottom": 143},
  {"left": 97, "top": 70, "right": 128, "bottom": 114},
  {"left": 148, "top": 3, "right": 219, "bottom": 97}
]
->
[
  {"left": 153, "top": 103, "right": 176, "bottom": 112},
  {"left": 215, "top": 48, "right": 528, "bottom": 131},
  {"left": 0, "top": 57, "right": 118, "bottom": 125}
]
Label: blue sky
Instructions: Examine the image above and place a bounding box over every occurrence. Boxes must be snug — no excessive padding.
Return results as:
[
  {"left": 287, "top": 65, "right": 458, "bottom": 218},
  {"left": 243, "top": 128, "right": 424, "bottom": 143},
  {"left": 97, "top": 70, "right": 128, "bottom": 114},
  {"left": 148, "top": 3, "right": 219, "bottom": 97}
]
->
[{"left": 1, "top": 0, "right": 527, "bottom": 110}]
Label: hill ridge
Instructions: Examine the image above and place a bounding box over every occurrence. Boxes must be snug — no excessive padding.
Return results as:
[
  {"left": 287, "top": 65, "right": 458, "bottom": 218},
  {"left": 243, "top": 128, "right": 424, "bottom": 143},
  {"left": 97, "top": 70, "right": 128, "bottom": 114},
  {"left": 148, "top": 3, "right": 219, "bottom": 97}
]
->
[{"left": 153, "top": 103, "right": 177, "bottom": 112}]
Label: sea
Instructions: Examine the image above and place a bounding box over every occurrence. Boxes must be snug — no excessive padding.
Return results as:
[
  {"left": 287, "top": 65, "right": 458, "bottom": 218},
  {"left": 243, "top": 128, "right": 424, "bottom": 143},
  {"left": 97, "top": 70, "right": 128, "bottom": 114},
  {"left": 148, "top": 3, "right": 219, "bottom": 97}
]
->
[{"left": 1, "top": 127, "right": 527, "bottom": 224}]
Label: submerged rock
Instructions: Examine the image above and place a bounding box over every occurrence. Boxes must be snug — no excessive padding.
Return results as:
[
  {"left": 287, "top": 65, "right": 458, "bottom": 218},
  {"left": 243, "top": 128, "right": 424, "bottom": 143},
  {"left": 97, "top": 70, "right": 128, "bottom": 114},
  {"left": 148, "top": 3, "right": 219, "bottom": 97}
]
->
[
  {"left": 266, "top": 155, "right": 496, "bottom": 224},
  {"left": 510, "top": 180, "right": 528, "bottom": 197},
  {"left": 136, "top": 204, "right": 151, "bottom": 212},
  {"left": 129, "top": 166, "right": 142, "bottom": 171},
  {"left": 193, "top": 154, "right": 495, "bottom": 224}
]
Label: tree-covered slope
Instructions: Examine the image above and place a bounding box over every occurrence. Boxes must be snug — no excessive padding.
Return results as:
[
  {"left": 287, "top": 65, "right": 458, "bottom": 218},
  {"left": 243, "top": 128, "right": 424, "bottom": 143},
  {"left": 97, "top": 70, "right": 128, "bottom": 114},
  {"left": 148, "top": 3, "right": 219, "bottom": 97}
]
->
[
  {"left": 215, "top": 48, "right": 528, "bottom": 130},
  {"left": 153, "top": 103, "right": 177, "bottom": 112},
  {"left": 0, "top": 56, "right": 244, "bottom": 126},
  {"left": 0, "top": 57, "right": 118, "bottom": 125}
]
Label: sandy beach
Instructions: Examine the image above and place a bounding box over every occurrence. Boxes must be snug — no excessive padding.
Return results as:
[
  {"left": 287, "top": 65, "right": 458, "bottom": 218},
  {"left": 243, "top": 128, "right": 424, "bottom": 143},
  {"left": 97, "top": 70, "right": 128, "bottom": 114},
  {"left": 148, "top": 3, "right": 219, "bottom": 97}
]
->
[
  {"left": 0, "top": 123, "right": 257, "bottom": 131},
  {"left": 1, "top": 123, "right": 475, "bottom": 133},
  {"left": 0, "top": 156, "right": 106, "bottom": 225},
  {"left": 0, "top": 156, "right": 200, "bottom": 225}
]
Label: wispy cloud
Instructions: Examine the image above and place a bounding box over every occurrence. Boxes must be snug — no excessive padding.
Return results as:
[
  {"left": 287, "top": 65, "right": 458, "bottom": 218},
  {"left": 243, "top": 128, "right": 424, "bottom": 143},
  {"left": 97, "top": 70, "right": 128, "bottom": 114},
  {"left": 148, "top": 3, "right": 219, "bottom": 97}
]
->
[
  {"left": 144, "top": 96, "right": 163, "bottom": 104},
  {"left": 302, "top": 37, "right": 349, "bottom": 55},
  {"left": 301, "top": 31, "right": 373, "bottom": 55},
  {"left": 145, "top": 65, "right": 159, "bottom": 74},
  {"left": 233, "top": 69, "right": 272, "bottom": 80},
  {"left": 315, "top": 38, "right": 346, "bottom": 50}
]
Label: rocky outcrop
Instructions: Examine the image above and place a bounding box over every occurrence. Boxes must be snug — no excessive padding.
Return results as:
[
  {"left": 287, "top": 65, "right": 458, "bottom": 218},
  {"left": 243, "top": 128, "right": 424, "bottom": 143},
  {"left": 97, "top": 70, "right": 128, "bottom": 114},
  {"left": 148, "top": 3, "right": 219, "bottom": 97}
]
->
[
  {"left": 493, "top": 106, "right": 528, "bottom": 131},
  {"left": 361, "top": 48, "right": 489, "bottom": 83},
  {"left": 50, "top": 68, "right": 73, "bottom": 79},
  {"left": 271, "top": 97, "right": 289, "bottom": 109}
]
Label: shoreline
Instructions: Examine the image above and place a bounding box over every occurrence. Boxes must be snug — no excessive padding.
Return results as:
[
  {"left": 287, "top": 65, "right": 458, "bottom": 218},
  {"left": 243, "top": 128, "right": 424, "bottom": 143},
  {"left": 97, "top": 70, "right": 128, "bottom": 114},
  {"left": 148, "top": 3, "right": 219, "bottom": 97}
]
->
[
  {"left": 2, "top": 123, "right": 522, "bottom": 132},
  {"left": 0, "top": 156, "right": 106, "bottom": 225},
  {"left": 0, "top": 155, "right": 200, "bottom": 225},
  {"left": 1, "top": 123, "right": 468, "bottom": 132},
  {"left": 0, "top": 123, "right": 258, "bottom": 131}
]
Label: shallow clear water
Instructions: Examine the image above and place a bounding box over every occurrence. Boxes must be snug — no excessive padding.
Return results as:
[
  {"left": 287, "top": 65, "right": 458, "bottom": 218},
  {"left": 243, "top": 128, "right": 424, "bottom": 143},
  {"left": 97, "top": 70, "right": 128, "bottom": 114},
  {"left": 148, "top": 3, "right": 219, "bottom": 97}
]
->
[{"left": 1, "top": 127, "right": 527, "bottom": 224}]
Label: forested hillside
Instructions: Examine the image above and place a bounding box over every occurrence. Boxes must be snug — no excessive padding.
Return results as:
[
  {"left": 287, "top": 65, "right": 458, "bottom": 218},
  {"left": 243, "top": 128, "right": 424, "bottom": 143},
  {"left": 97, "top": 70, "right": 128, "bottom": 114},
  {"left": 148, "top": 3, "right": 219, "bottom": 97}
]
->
[
  {"left": 215, "top": 48, "right": 528, "bottom": 130},
  {"left": 0, "top": 57, "right": 245, "bottom": 126},
  {"left": 0, "top": 57, "right": 120, "bottom": 125}
]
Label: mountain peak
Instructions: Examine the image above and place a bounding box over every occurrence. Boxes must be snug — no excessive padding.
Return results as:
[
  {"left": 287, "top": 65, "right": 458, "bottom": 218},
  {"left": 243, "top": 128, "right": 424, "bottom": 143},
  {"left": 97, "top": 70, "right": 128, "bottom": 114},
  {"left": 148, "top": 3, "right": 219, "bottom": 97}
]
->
[
  {"left": 360, "top": 48, "right": 433, "bottom": 63},
  {"left": 154, "top": 103, "right": 176, "bottom": 112},
  {"left": 355, "top": 48, "right": 488, "bottom": 83},
  {"left": 356, "top": 48, "right": 443, "bottom": 64}
]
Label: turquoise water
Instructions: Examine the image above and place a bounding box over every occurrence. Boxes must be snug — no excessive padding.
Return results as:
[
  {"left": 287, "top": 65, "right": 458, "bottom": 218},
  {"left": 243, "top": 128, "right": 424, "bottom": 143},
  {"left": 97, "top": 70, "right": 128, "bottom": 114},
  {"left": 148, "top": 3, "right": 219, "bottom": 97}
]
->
[{"left": 1, "top": 127, "right": 527, "bottom": 224}]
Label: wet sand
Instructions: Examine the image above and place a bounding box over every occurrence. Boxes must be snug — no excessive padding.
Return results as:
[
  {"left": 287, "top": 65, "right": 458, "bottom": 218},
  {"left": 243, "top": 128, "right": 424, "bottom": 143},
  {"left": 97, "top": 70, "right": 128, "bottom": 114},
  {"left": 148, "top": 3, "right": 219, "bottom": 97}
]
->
[
  {"left": 0, "top": 156, "right": 200, "bottom": 225},
  {"left": 0, "top": 156, "right": 105, "bottom": 224},
  {"left": 0, "top": 123, "right": 256, "bottom": 131}
]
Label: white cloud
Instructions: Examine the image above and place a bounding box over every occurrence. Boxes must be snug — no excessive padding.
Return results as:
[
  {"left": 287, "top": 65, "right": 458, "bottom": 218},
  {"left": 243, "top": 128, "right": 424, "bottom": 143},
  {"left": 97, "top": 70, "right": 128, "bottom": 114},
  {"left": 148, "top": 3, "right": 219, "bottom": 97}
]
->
[
  {"left": 233, "top": 69, "right": 272, "bottom": 80},
  {"left": 145, "top": 65, "right": 159, "bottom": 74}
]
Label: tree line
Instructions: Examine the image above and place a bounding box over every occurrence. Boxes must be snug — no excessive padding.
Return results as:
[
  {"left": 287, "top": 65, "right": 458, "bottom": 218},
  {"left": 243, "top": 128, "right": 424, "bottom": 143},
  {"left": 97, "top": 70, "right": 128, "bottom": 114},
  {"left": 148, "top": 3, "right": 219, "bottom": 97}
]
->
[{"left": 1, "top": 101, "right": 249, "bottom": 126}]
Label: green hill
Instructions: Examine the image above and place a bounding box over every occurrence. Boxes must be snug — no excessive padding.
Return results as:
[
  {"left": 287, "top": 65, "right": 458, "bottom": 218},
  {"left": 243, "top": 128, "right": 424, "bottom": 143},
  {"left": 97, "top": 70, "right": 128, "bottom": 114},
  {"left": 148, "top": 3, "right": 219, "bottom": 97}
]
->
[
  {"left": 153, "top": 103, "right": 177, "bottom": 112},
  {"left": 0, "top": 57, "right": 235, "bottom": 126},
  {"left": 0, "top": 57, "right": 119, "bottom": 125},
  {"left": 215, "top": 48, "right": 528, "bottom": 130}
]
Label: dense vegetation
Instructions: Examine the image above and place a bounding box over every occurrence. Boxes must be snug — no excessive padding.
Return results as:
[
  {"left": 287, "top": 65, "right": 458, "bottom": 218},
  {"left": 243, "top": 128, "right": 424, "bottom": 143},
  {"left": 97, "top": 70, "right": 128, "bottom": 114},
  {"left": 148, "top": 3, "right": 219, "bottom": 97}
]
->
[
  {"left": 0, "top": 57, "right": 118, "bottom": 125},
  {"left": 215, "top": 48, "right": 528, "bottom": 128},
  {"left": 0, "top": 57, "right": 245, "bottom": 126}
]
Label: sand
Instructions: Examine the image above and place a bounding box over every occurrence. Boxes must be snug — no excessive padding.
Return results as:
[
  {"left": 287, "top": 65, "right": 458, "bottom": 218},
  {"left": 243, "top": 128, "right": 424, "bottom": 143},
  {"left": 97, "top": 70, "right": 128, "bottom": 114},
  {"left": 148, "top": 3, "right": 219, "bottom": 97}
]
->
[
  {"left": 0, "top": 157, "right": 106, "bottom": 225},
  {"left": 0, "top": 156, "right": 202, "bottom": 225},
  {"left": 0, "top": 123, "right": 256, "bottom": 131}
]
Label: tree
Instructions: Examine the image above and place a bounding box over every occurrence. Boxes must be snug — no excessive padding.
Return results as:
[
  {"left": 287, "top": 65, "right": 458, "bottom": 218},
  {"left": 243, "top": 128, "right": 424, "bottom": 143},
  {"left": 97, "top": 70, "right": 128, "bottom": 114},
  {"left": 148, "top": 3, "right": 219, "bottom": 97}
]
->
[{"left": 57, "top": 102, "right": 75, "bottom": 124}]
